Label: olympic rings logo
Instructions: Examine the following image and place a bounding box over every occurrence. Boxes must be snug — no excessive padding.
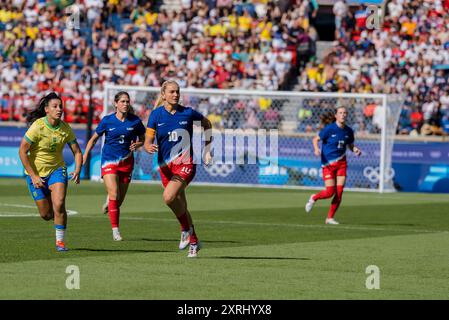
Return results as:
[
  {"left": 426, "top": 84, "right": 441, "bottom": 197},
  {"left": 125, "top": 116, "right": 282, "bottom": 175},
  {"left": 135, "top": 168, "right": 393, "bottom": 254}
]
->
[
  {"left": 363, "top": 166, "right": 395, "bottom": 183},
  {"left": 204, "top": 162, "right": 235, "bottom": 177}
]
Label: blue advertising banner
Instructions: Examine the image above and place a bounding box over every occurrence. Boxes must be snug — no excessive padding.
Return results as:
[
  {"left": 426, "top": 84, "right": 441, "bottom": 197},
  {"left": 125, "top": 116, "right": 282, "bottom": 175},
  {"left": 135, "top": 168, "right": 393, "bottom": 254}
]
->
[
  {"left": 1, "top": 126, "right": 448, "bottom": 193},
  {"left": 0, "top": 126, "right": 100, "bottom": 180}
]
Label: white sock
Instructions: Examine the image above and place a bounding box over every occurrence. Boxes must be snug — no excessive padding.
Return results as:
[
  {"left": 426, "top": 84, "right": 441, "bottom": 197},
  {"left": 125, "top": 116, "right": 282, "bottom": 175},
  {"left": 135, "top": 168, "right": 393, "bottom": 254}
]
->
[
  {"left": 55, "top": 225, "right": 65, "bottom": 242},
  {"left": 112, "top": 227, "right": 120, "bottom": 235}
]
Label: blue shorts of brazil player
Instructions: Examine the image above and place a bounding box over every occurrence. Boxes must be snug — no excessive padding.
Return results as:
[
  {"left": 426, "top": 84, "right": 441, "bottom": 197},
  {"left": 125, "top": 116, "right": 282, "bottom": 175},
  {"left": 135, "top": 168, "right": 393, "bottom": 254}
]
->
[{"left": 26, "top": 167, "right": 68, "bottom": 201}]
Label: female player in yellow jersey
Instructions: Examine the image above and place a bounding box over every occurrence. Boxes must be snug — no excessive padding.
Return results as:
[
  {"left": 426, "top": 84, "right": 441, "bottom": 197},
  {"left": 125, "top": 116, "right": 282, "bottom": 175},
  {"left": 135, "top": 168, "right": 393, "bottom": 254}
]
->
[{"left": 18, "top": 92, "right": 83, "bottom": 252}]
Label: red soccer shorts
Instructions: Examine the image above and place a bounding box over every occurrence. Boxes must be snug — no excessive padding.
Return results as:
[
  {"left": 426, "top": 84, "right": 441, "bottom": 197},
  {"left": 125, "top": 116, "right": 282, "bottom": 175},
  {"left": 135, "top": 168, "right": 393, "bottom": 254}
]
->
[
  {"left": 322, "top": 159, "right": 347, "bottom": 181},
  {"left": 159, "top": 162, "right": 196, "bottom": 188},
  {"left": 101, "top": 154, "right": 134, "bottom": 184}
]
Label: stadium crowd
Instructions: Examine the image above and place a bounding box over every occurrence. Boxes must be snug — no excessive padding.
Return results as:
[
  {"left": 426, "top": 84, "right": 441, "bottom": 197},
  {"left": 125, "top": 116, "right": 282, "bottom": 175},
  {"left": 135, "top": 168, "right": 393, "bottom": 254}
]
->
[
  {"left": 299, "top": 0, "right": 449, "bottom": 136},
  {"left": 2, "top": 0, "right": 448, "bottom": 136},
  {"left": 0, "top": 0, "right": 314, "bottom": 128}
]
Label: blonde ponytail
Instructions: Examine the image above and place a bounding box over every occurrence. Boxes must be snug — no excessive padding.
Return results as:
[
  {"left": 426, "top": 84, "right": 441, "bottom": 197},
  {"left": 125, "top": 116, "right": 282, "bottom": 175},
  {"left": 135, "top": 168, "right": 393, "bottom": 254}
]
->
[
  {"left": 153, "top": 79, "right": 180, "bottom": 109},
  {"left": 153, "top": 95, "right": 164, "bottom": 110}
]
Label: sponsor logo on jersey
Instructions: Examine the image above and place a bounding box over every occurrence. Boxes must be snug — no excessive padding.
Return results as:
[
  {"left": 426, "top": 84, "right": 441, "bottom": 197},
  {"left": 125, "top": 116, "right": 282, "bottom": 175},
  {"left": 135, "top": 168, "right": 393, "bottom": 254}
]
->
[
  {"left": 127, "top": 127, "right": 134, "bottom": 131},
  {"left": 179, "top": 121, "right": 188, "bottom": 125}
]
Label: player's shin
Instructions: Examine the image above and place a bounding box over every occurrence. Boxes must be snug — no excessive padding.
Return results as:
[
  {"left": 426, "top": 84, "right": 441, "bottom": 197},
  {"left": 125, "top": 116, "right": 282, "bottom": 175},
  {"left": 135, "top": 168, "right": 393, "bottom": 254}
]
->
[
  {"left": 108, "top": 199, "right": 120, "bottom": 228},
  {"left": 328, "top": 185, "right": 344, "bottom": 219}
]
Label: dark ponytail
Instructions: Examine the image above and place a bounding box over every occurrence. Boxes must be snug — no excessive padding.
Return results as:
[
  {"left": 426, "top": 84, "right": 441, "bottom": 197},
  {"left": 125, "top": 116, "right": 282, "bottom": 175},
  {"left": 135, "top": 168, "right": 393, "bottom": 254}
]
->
[
  {"left": 320, "top": 111, "right": 336, "bottom": 126},
  {"left": 27, "top": 92, "right": 62, "bottom": 126}
]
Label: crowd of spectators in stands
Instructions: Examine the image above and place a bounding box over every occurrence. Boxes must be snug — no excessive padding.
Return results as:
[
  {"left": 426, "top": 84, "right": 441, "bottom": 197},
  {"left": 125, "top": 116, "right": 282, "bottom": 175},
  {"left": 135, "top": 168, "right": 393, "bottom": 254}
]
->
[
  {"left": 0, "top": 0, "right": 315, "bottom": 129},
  {"left": 3, "top": 0, "right": 447, "bottom": 137},
  {"left": 299, "top": 0, "right": 449, "bottom": 136}
]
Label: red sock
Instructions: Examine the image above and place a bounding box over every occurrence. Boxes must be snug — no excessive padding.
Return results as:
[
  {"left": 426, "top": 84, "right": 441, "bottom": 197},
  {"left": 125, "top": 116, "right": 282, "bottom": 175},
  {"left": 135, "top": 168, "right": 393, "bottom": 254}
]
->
[
  {"left": 328, "top": 185, "right": 344, "bottom": 219},
  {"left": 190, "top": 224, "right": 198, "bottom": 244},
  {"left": 312, "top": 186, "right": 336, "bottom": 201},
  {"left": 108, "top": 199, "right": 119, "bottom": 228},
  {"left": 176, "top": 212, "right": 190, "bottom": 231}
]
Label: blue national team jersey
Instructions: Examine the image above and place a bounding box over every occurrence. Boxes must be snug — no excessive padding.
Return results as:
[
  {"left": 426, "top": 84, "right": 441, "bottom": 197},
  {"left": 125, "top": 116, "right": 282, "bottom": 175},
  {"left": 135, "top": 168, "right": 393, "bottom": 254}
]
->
[
  {"left": 319, "top": 122, "right": 355, "bottom": 166},
  {"left": 96, "top": 113, "right": 146, "bottom": 167},
  {"left": 147, "top": 105, "right": 204, "bottom": 166}
]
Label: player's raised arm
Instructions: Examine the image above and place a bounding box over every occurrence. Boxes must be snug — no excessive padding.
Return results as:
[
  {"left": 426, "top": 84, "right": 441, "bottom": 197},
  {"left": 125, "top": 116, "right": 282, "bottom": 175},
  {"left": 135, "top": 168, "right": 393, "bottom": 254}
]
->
[
  {"left": 18, "top": 138, "right": 44, "bottom": 188},
  {"left": 348, "top": 143, "right": 362, "bottom": 156},
  {"left": 83, "top": 132, "right": 100, "bottom": 165},
  {"left": 144, "top": 128, "right": 158, "bottom": 153},
  {"left": 201, "top": 117, "right": 213, "bottom": 165},
  {"left": 312, "top": 135, "right": 321, "bottom": 156},
  {"left": 69, "top": 141, "right": 83, "bottom": 184},
  {"left": 130, "top": 134, "right": 145, "bottom": 152}
]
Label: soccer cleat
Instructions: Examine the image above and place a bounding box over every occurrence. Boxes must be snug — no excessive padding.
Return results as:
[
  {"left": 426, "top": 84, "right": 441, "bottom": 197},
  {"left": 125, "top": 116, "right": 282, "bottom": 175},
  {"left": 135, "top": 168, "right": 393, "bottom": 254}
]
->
[
  {"left": 325, "top": 218, "right": 340, "bottom": 225},
  {"left": 102, "top": 202, "right": 108, "bottom": 215},
  {"left": 305, "top": 195, "right": 315, "bottom": 213},
  {"left": 187, "top": 242, "right": 201, "bottom": 258},
  {"left": 113, "top": 230, "right": 123, "bottom": 241},
  {"left": 179, "top": 229, "right": 191, "bottom": 250},
  {"left": 56, "top": 241, "right": 68, "bottom": 252}
]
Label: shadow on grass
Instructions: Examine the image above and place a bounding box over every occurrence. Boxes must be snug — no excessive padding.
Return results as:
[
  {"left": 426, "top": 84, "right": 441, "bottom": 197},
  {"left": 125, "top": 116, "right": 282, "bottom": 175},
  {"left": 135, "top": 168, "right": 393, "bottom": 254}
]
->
[
  {"left": 138, "top": 238, "right": 241, "bottom": 244},
  {"left": 360, "top": 223, "right": 419, "bottom": 227},
  {"left": 72, "top": 248, "right": 173, "bottom": 253},
  {"left": 204, "top": 256, "right": 310, "bottom": 261}
]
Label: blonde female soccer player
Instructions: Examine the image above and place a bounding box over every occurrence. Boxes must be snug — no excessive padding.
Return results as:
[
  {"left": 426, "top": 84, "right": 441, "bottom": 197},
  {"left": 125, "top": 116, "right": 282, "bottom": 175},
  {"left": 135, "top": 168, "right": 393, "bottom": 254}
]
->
[{"left": 144, "top": 80, "right": 212, "bottom": 257}]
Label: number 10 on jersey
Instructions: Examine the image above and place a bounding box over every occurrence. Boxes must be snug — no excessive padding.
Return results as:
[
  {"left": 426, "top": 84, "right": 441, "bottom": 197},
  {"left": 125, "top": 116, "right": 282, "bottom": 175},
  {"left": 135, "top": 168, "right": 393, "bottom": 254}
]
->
[{"left": 168, "top": 131, "right": 178, "bottom": 142}]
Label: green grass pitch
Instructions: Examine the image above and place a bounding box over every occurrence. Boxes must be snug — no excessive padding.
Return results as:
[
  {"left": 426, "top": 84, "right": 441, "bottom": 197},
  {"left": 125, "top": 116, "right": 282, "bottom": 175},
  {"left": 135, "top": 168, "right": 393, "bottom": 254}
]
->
[{"left": 0, "top": 177, "right": 448, "bottom": 299}]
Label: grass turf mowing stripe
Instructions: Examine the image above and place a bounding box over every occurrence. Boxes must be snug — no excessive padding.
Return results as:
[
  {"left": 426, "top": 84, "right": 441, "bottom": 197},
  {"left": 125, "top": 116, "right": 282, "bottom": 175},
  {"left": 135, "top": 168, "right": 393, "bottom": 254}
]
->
[{"left": 0, "top": 232, "right": 448, "bottom": 299}]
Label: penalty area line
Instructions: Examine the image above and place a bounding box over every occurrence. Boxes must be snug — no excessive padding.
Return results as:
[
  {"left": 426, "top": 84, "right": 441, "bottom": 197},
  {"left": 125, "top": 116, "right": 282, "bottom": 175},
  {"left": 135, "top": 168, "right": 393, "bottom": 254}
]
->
[
  {"left": 0, "top": 202, "right": 78, "bottom": 217},
  {"left": 79, "top": 214, "right": 448, "bottom": 235}
]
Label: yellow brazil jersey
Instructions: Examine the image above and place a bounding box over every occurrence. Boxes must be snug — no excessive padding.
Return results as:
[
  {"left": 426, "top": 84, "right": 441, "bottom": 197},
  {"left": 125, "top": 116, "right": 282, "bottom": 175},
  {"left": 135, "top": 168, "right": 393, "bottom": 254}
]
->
[{"left": 24, "top": 117, "right": 77, "bottom": 177}]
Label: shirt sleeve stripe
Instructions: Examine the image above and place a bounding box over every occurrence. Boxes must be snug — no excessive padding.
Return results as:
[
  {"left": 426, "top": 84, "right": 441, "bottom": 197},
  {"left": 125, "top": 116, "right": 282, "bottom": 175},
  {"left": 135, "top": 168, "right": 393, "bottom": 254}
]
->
[
  {"left": 24, "top": 135, "right": 34, "bottom": 144},
  {"left": 146, "top": 128, "right": 155, "bottom": 139}
]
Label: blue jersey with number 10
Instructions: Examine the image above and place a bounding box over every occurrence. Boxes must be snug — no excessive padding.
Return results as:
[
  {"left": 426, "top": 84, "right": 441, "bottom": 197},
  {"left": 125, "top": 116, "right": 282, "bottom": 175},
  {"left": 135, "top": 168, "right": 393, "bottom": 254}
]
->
[
  {"left": 319, "top": 122, "right": 355, "bottom": 167},
  {"left": 147, "top": 105, "right": 204, "bottom": 166},
  {"left": 96, "top": 113, "right": 146, "bottom": 167}
]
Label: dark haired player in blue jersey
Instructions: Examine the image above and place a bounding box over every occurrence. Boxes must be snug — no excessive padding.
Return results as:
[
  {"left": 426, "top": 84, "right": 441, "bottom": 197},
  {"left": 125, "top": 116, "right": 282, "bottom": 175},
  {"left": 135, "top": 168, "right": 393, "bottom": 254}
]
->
[
  {"left": 305, "top": 107, "right": 362, "bottom": 224},
  {"left": 83, "top": 91, "right": 146, "bottom": 241},
  {"left": 144, "top": 80, "right": 212, "bottom": 258}
]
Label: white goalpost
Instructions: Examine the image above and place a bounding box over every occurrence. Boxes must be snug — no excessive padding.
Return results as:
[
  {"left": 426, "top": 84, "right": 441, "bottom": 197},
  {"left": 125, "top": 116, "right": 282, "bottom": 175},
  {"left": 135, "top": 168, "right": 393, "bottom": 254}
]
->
[{"left": 101, "top": 84, "right": 403, "bottom": 193}]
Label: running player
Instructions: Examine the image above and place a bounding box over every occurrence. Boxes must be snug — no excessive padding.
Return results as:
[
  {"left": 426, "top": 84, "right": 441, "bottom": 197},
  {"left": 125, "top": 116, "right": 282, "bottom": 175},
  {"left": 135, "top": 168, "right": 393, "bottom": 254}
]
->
[
  {"left": 18, "top": 92, "right": 83, "bottom": 252},
  {"left": 83, "top": 91, "right": 145, "bottom": 241},
  {"left": 144, "top": 80, "right": 212, "bottom": 258},
  {"left": 305, "top": 106, "right": 362, "bottom": 224}
]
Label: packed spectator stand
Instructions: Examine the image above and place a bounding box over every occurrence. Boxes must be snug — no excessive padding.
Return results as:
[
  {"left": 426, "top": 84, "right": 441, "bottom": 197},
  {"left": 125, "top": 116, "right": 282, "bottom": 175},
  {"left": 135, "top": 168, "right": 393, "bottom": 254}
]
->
[
  {"left": 298, "top": 0, "right": 449, "bottom": 136},
  {"left": 1, "top": 0, "right": 448, "bottom": 136},
  {"left": 0, "top": 0, "right": 309, "bottom": 127}
]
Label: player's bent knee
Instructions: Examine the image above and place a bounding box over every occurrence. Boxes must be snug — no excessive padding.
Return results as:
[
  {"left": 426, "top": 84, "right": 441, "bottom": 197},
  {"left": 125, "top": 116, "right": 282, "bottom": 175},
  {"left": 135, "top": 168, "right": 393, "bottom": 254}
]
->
[
  {"left": 40, "top": 212, "right": 54, "bottom": 221},
  {"left": 52, "top": 202, "right": 66, "bottom": 214},
  {"left": 107, "top": 191, "right": 119, "bottom": 201},
  {"left": 163, "top": 192, "right": 176, "bottom": 205},
  {"left": 325, "top": 188, "right": 336, "bottom": 198}
]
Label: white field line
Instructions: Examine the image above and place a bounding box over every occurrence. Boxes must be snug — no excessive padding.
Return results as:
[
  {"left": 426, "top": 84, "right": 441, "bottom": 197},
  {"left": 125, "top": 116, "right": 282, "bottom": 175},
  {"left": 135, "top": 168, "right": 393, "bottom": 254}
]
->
[
  {"left": 78, "top": 214, "right": 448, "bottom": 235},
  {"left": 0, "top": 203, "right": 78, "bottom": 217}
]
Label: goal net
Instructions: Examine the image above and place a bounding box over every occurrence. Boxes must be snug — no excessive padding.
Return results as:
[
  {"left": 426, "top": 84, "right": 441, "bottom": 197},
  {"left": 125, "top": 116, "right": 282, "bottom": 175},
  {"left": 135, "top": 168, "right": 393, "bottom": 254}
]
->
[{"left": 101, "top": 84, "right": 403, "bottom": 193}]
